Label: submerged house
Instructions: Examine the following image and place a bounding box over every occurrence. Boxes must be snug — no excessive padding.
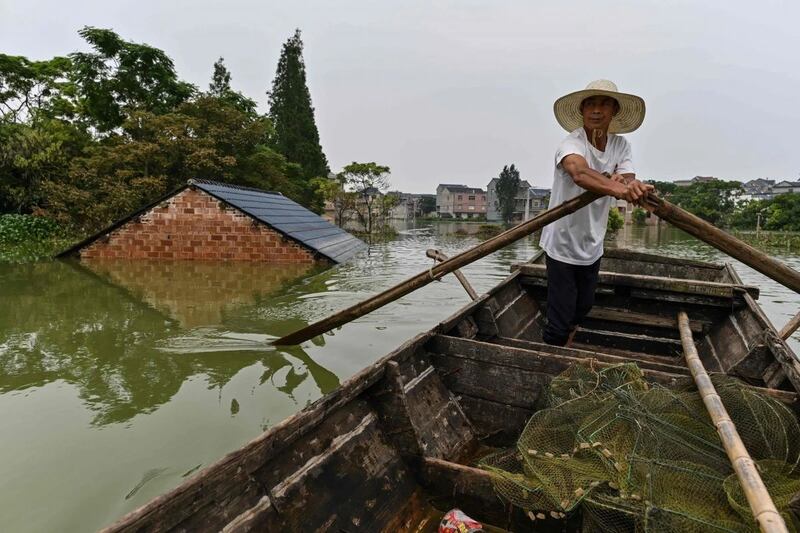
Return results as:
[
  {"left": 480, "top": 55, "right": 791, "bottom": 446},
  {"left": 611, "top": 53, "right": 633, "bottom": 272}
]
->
[{"left": 58, "top": 179, "right": 365, "bottom": 264}]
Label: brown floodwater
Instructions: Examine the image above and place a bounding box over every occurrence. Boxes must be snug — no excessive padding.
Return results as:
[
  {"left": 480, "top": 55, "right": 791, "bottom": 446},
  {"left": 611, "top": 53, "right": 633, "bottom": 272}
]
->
[{"left": 0, "top": 222, "right": 798, "bottom": 532}]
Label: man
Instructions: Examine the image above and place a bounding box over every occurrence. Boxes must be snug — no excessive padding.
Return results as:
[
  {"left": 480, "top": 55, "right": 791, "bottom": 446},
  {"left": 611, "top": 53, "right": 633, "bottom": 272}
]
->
[{"left": 539, "top": 80, "right": 653, "bottom": 346}]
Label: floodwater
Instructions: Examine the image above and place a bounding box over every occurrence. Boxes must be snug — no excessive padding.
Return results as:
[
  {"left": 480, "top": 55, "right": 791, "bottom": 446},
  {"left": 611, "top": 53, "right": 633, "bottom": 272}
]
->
[{"left": 1, "top": 222, "right": 799, "bottom": 532}]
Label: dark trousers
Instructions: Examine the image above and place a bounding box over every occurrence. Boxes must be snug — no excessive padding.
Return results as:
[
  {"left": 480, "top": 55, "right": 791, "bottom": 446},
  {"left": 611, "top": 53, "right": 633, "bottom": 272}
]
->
[{"left": 542, "top": 254, "right": 602, "bottom": 346}]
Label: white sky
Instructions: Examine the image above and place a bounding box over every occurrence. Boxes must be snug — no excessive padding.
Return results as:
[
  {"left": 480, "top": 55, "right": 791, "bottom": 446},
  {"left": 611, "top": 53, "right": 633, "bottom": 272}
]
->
[{"left": 2, "top": 0, "right": 799, "bottom": 193}]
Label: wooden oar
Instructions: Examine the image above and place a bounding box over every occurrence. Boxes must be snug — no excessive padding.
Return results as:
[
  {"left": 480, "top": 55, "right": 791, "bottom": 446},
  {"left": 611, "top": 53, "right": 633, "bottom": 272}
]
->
[
  {"left": 780, "top": 310, "right": 800, "bottom": 341},
  {"left": 677, "top": 312, "right": 788, "bottom": 533},
  {"left": 644, "top": 195, "right": 800, "bottom": 295},
  {"left": 273, "top": 190, "right": 602, "bottom": 345},
  {"left": 276, "top": 191, "right": 800, "bottom": 346}
]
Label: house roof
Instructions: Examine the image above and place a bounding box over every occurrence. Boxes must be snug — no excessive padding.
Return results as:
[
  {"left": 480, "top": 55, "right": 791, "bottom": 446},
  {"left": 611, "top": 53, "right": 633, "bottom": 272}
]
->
[
  {"left": 439, "top": 184, "right": 485, "bottom": 194},
  {"left": 58, "top": 179, "right": 365, "bottom": 264},
  {"left": 528, "top": 188, "right": 551, "bottom": 197},
  {"left": 774, "top": 180, "right": 800, "bottom": 188}
]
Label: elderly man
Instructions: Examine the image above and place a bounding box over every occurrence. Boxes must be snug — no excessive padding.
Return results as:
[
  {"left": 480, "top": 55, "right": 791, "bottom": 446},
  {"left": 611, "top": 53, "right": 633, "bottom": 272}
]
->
[{"left": 539, "top": 80, "right": 653, "bottom": 346}]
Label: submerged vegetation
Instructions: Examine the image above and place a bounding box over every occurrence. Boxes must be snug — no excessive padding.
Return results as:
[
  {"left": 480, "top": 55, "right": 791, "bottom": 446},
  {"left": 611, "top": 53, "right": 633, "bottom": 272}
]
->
[{"left": 0, "top": 214, "right": 74, "bottom": 262}]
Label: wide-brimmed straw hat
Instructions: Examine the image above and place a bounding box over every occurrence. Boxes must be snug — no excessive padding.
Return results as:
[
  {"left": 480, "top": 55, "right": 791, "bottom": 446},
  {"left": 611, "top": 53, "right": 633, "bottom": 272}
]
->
[{"left": 553, "top": 79, "right": 646, "bottom": 134}]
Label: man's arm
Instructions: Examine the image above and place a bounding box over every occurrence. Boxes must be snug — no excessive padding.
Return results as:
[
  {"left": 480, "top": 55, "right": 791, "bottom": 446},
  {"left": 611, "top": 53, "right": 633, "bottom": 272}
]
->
[{"left": 561, "top": 155, "right": 652, "bottom": 202}]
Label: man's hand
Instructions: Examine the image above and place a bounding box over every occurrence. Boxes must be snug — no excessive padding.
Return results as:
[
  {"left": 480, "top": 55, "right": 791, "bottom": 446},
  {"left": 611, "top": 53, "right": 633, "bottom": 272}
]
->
[
  {"left": 563, "top": 155, "right": 653, "bottom": 203},
  {"left": 615, "top": 179, "right": 654, "bottom": 203}
]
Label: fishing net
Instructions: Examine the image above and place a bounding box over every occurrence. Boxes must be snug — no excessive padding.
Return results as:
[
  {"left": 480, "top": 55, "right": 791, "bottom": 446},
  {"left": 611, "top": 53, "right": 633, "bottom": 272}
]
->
[{"left": 479, "top": 362, "right": 800, "bottom": 532}]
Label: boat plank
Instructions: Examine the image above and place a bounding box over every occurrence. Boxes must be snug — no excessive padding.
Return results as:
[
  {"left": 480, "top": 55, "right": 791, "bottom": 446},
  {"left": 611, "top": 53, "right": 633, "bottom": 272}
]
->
[
  {"left": 586, "top": 306, "right": 707, "bottom": 333},
  {"left": 573, "top": 327, "right": 684, "bottom": 357},
  {"left": 430, "top": 335, "right": 686, "bottom": 384},
  {"left": 495, "top": 336, "right": 689, "bottom": 375},
  {"left": 431, "top": 352, "right": 551, "bottom": 409},
  {"left": 457, "top": 394, "right": 534, "bottom": 447},
  {"left": 221, "top": 497, "right": 275, "bottom": 533},
  {"left": 268, "top": 412, "right": 418, "bottom": 531},
  {"left": 513, "top": 263, "right": 759, "bottom": 299}
]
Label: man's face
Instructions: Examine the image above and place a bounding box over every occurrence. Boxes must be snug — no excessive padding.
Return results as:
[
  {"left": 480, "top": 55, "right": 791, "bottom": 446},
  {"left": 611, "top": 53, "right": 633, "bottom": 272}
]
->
[{"left": 580, "top": 95, "right": 619, "bottom": 130}]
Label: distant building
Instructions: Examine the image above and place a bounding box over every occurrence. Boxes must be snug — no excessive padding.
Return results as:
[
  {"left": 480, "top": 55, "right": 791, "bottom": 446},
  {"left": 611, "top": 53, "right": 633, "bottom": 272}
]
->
[
  {"left": 741, "top": 178, "right": 775, "bottom": 202},
  {"left": 773, "top": 180, "right": 800, "bottom": 196},
  {"left": 674, "top": 176, "right": 717, "bottom": 187},
  {"left": 486, "top": 178, "right": 550, "bottom": 222},
  {"left": 386, "top": 192, "right": 437, "bottom": 220},
  {"left": 436, "top": 184, "right": 487, "bottom": 219}
]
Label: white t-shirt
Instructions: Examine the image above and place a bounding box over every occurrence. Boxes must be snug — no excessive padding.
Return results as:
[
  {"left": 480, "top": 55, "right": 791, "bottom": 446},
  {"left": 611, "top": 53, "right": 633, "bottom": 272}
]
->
[{"left": 539, "top": 128, "right": 634, "bottom": 265}]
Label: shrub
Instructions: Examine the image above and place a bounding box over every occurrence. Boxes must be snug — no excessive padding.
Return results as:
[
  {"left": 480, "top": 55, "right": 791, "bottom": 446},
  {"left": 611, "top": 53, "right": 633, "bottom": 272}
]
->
[
  {"left": 0, "top": 214, "right": 74, "bottom": 262},
  {"left": 607, "top": 207, "right": 624, "bottom": 233},
  {"left": 0, "top": 214, "right": 63, "bottom": 244},
  {"left": 632, "top": 207, "right": 647, "bottom": 225}
]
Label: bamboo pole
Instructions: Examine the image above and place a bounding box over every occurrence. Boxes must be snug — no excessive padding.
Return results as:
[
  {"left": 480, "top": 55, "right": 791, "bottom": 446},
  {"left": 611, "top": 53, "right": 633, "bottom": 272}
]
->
[
  {"left": 426, "top": 248, "right": 478, "bottom": 300},
  {"left": 272, "top": 190, "right": 602, "bottom": 345},
  {"left": 646, "top": 196, "right": 800, "bottom": 295},
  {"left": 779, "top": 310, "right": 800, "bottom": 341},
  {"left": 677, "top": 311, "right": 788, "bottom": 533}
]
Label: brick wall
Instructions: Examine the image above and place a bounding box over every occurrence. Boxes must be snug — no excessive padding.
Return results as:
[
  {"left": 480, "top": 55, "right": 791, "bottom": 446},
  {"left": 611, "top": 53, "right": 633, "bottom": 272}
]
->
[{"left": 80, "top": 188, "right": 319, "bottom": 264}]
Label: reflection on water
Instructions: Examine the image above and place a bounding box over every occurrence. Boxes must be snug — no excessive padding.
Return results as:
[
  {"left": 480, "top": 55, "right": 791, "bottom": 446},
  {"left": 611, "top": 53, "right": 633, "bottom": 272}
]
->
[
  {"left": 0, "top": 221, "right": 798, "bottom": 533},
  {"left": 0, "top": 260, "right": 338, "bottom": 427}
]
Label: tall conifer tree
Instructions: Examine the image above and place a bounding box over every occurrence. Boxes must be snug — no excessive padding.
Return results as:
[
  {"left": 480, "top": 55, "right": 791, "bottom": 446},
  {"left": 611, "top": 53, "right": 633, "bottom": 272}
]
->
[{"left": 268, "top": 29, "right": 329, "bottom": 181}]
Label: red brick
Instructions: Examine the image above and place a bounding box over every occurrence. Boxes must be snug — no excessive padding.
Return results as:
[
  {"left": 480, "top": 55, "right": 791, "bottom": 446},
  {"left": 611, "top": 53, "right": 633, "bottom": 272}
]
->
[{"left": 79, "top": 188, "right": 320, "bottom": 264}]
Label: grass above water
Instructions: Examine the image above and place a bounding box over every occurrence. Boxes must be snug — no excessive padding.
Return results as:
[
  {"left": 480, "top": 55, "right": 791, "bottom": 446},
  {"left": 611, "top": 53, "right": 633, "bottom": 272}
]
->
[{"left": 0, "top": 214, "right": 79, "bottom": 263}]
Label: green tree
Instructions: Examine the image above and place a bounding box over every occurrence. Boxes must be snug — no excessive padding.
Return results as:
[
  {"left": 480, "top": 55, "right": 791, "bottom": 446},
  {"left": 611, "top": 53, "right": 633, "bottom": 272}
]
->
[
  {"left": 764, "top": 194, "right": 800, "bottom": 231},
  {"left": 607, "top": 206, "right": 624, "bottom": 232},
  {"left": 668, "top": 180, "right": 742, "bottom": 226},
  {"left": 42, "top": 97, "right": 304, "bottom": 231},
  {"left": 0, "top": 54, "right": 76, "bottom": 124},
  {"left": 69, "top": 27, "right": 195, "bottom": 132},
  {"left": 418, "top": 195, "right": 436, "bottom": 216},
  {"left": 495, "top": 164, "right": 520, "bottom": 224},
  {"left": 207, "top": 57, "right": 257, "bottom": 116},
  {"left": 631, "top": 207, "right": 647, "bottom": 225},
  {"left": 340, "top": 162, "right": 390, "bottom": 235},
  {"left": 312, "top": 175, "right": 355, "bottom": 227},
  {"left": 268, "top": 29, "right": 329, "bottom": 182},
  {"left": 645, "top": 180, "right": 677, "bottom": 197}
]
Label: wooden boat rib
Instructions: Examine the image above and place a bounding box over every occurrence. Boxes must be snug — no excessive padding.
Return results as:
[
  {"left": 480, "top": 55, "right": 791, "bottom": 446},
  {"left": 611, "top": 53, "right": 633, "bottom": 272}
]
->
[{"left": 102, "top": 249, "right": 800, "bottom": 532}]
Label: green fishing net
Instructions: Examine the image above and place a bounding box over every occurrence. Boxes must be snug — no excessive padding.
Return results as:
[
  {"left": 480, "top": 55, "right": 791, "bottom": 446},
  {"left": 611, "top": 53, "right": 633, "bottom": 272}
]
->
[{"left": 479, "top": 363, "right": 800, "bottom": 531}]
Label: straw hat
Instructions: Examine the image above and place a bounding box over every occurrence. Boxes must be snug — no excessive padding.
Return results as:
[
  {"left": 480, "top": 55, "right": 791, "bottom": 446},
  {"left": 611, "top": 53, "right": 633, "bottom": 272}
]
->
[{"left": 553, "top": 80, "right": 645, "bottom": 134}]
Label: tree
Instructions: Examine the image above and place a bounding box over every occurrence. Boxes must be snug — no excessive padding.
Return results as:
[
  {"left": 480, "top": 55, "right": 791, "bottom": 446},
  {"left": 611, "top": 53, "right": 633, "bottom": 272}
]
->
[
  {"left": 607, "top": 206, "right": 624, "bottom": 232},
  {"left": 631, "top": 207, "right": 647, "bottom": 225},
  {"left": 340, "top": 162, "right": 390, "bottom": 235},
  {"left": 668, "top": 180, "right": 742, "bottom": 226},
  {"left": 207, "top": 57, "right": 257, "bottom": 116},
  {"left": 418, "top": 195, "right": 436, "bottom": 216},
  {"left": 312, "top": 175, "right": 355, "bottom": 227},
  {"left": 268, "top": 29, "right": 329, "bottom": 182},
  {"left": 209, "top": 57, "right": 232, "bottom": 96},
  {"left": 0, "top": 54, "right": 76, "bottom": 124},
  {"left": 69, "top": 27, "right": 195, "bottom": 132},
  {"left": 42, "top": 97, "right": 305, "bottom": 231},
  {"left": 495, "top": 164, "right": 520, "bottom": 224},
  {"left": 645, "top": 180, "right": 677, "bottom": 197}
]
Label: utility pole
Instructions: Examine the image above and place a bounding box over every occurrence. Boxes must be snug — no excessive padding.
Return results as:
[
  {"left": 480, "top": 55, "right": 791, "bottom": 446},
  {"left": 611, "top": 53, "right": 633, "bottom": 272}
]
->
[{"left": 524, "top": 187, "right": 530, "bottom": 221}]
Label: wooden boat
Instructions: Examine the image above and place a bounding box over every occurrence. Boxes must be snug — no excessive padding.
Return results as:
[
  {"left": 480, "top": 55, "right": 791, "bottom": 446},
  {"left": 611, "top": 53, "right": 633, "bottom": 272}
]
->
[{"left": 102, "top": 248, "right": 800, "bottom": 532}]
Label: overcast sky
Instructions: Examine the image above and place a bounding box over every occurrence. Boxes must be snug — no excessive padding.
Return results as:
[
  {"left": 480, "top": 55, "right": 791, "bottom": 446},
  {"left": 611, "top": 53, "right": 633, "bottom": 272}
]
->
[{"left": 2, "top": 0, "right": 799, "bottom": 193}]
